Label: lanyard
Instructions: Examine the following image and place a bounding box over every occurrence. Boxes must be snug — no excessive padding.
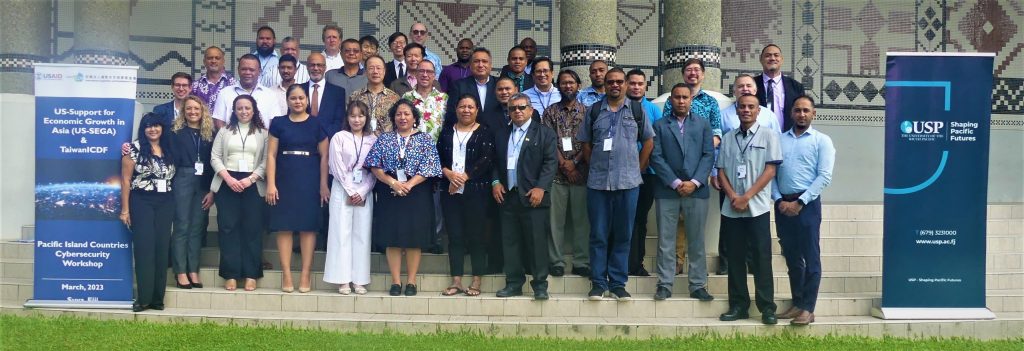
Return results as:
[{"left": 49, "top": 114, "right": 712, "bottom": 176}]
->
[
  {"left": 350, "top": 133, "right": 364, "bottom": 171},
  {"left": 511, "top": 127, "right": 528, "bottom": 155},
  {"left": 605, "top": 103, "right": 623, "bottom": 138},
  {"left": 190, "top": 129, "right": 202, "bottom": 162},
  {"left": 397, "top": 133, "right": 412, "bottom": 161},
  {"left": 538, "top": 89, "right": 552, "bottom": 109},
  {"left": 735, "top": 124, "right": 759, "bottom": 160},
  {"left": 454, "top": 125, "right": 475, "bottom": 151},
  {"left": 238, "top": 127, "right": 250, "bottom": 154}
]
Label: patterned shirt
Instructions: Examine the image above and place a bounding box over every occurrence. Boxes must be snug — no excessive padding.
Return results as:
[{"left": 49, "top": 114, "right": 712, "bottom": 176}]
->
[
  {"left": 541, "top": 98, "right": 587, "bottom": 185},
  {"left": 349, "top": 87, "right": 400, "bottom": 136},
  {"left": 191, "top": 73, "right": 236, "bottom": 109},
  {"left": 128, "top": 141, "right": 176, "bottom": 192},
  {"left": 662, "top": 89, "right": 723, "bottom": 137},
  {"left": 364, "top": 131, "right": 442, "bottom": 178},
  {"left": 402, "top": 88, "right": 448, "bottom": 141},
  {"left": 576, "top": 86, "right": 605, "bottom": 107}
]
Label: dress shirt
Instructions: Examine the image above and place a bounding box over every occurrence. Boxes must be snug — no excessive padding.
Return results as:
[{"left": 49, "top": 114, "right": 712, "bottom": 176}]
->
[
  {"left": 475, "top": 77, "right": 490, "bottom": 110},
  {"left": 394, "top": 59, "right": 406, "bottom": 79},
  {"left": 307, "top": 79, "right": 326, "bottom": 114},
  {"left": 253, "top": 50, "right": 281, "bottom": 88},
  {"left": 523, "top": 85, "right": 561, "bottom": 116},
  {"left": 265, "top": 62, "right": 310, "bottom": 88},
  {"left": 423, "top": 47, "right": 443, "bottom": 80},
  {"left": 721, "top": 103, "right": 781, "bottom": 135},
  {"left": 323, "top": 50, "right": 343, "bottom": 71},
  {"left": 716, "top": 124, "right": 783, "bottom": 218},
  {"left": 771, "top": 126, "right": 835, "bottom": 205},
  {"left": 576, "top": 99, "right": 655, "bottom": 191},
  {"left": 576, "top": 86, "right": 605, "bottom": 107},
  {"left": 506, "top": 118, "right": 532, "bottom": 189},
  {"left": 438, "top": 62, "right": 471, "bottom": 93},
  {"left": 762, "top": 74, "right": 786, "bottom": 127},
  {"left": 541, "top": 99, "right": 587, "bottom": 185},
  {"left": 212, "top": 84, "right": 284, "bottom": 127},
  {"left": 662, "top": 89, "right": 722, "bottom": 137},
  {"left": 402, "top": 88, "right": 447, "bottom": 141}
]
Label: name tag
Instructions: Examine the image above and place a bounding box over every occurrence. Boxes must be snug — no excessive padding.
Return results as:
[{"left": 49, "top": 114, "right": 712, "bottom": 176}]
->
[
  {"left": 396, "top": 169, "right": 408, "bottom": 182},
  {"left": 506, "top": 156, "right": 516, "bottom": 170},
  {"left": 238, "top": 159, "right": 252, "bottom": 172},
  {"left": 602, "top": 138, "right": 613, "bottom": 151},
  {"left": 737, "top": 165, "right": 747, "bottom": 179},
  {"left": 194, "top": 162, "right": 204, "bottom": 175},
  {"left": 352, "top": 170, "right": 364, "bottom": 184},
  {"left": 155, "top": 179, "right": 168, "bottom": 192},
  {"left": 561, "top": 137, "right": 573, "bottom": 151}
]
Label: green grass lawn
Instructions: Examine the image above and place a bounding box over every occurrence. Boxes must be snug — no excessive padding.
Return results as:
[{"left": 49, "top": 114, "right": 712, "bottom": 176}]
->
[{"left": 1, "top": 314, "right": 1021, "bottom": 350}]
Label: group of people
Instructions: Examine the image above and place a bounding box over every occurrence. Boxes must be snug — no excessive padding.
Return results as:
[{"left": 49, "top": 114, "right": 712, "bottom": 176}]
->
[{"left": 118, "top": 23, "right": 835, "bottom": 327}]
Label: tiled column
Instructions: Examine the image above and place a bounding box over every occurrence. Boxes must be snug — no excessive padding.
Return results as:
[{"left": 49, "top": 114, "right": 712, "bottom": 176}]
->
[
  {"left": 0, "top": 0, "right": 52, "bottom": 94},
  {"left": 661, "top": 0, "right": 722, "bottom": 92},
  {"left": 73, "top": 0, "right": 131, "bottom": 66},
  {"left": 559, "top": 0, "right": 617, "bottom": 84}
]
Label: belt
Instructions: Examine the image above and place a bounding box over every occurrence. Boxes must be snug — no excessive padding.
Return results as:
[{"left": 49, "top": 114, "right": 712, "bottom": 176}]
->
[
  {"left": 781, "top": 191, "right": 805, "bottom": 201},
  {"left": 282, "top": 150, "right": 314, "bottom": 156}
]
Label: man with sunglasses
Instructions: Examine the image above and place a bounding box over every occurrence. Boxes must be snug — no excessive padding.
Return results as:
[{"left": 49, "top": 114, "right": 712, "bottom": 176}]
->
[
  {"left": 409, "top": 23, "right": 442, "bottom": 80},
  {"left": 577, "top": 67, "right": 655, "bottom": 302}
]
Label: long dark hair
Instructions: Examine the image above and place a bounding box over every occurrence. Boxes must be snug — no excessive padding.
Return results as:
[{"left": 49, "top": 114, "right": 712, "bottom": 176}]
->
[
  {"left": 387, "top": 99, "right": 421, "bottom": 130},
  {"left": 135, "top": 112, "right": 174, "bottom": 164},
  {"left": 227, "top": 94, "right": 265, "bottom": 135},
  {"left": 341, "top": 100, "right": 370, "bottom": 133}
]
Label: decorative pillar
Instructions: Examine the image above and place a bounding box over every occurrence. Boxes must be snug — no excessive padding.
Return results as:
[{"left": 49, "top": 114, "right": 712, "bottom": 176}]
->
[
  {"left": 661, "top": 0, "right": 722, "bottom": 93},
  {"left": 0, "top": 0, "right": 52, "bottom": 94},
  {"left": 559, "top": 0, "right": 617, "bottom": 85},
  {"left": 73, "top": 0, "right": 131, "bottom": 66}
]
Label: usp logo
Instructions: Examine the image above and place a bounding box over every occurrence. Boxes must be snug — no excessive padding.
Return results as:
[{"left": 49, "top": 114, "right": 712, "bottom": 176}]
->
[
  {"left": 900, "top": 121, "right": 913, "bottom": 134},
  {"left": 899, "top": 120, "right": 945, "bottom": 141}
]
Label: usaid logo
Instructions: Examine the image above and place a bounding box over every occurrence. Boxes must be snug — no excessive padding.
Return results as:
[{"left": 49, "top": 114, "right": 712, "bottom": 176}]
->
[{"left": 900, "top": 120, "right": 944, "bottom": 134}]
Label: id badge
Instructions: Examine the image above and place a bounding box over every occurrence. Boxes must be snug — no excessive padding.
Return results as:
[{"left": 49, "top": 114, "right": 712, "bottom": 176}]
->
[
  {"left": 561, "top": 137, "right": 573, "bottom": 151},
  {"left": 352, "top": 170, "right": 364, "bottom": 184},
  {"left": 737, "top": 165, "right": 747, "bottom": 179},
  {"left": 396, "top": 169, "right": 408, "bottom": 182},
  {"left": 602, "top": 138, "right": 613, "bottom": 151},
  {"left": 194, "top": 162, "right": 204, "bottom": 175},
  {"left": 238, "top": 159, "right": 252, "bottom": 172},
  {"left": 155, "top": 179, "right": 168, "bottom": 192},
  {"left": 507, "top": 156, "right": 516, "bottom": 170}
]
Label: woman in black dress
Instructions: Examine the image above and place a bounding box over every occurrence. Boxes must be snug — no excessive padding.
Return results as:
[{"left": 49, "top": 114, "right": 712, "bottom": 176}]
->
[
  {"left": 364, "top": 99, "right": 442, "bottom": 296},
  {"left": 265, "top": 84, "right": 329, "bottom": 293},
  {"left": 437, "top": 94, "right": 495, "bottom": 297}
]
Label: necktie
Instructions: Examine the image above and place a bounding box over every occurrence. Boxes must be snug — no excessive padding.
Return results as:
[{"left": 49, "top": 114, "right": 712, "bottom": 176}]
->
[
  {"left": 398, "top": 62, "right": 405, "bottom": 78},
  {"left": 765, "top": 78, "right": 775, "bottom": 111},
  {"left": 311, "top": 83, "right": 320, "bottom": 116}
]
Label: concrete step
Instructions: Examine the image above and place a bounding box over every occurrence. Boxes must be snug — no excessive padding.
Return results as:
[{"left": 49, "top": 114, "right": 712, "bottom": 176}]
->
[{"left": 4, "top": 302, "right": 1020, "bottom": 340}]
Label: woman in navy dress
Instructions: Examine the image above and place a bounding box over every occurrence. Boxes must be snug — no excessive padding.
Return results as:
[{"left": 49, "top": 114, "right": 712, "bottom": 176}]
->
[
  {"left": 266, "top": 84, "right": 329, "bottom": 293},
  {"left": 365, "top": 99, "right": 441, "bottom": 296}
]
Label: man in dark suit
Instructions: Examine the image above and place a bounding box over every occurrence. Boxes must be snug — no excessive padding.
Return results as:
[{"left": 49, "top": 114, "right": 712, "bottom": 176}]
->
[
  {"left": 383, "top": 32, "right": 407, "bottom": 87},
  {"left": 648, "top": 83, "right": 716, "bottom": 302},
  {"left": 755, "top": 44, "right": 805, "bottom": 132},
  {"left": 491, "top": 93, "right": 558, "bottom": 300},
  {"left": 300, "top": 53, "right": 346, "bottom": 138},
  {"left": 153, "top": 72, "right": 194, "bottom": 127},
  {"left": 446, "top": 48, "right": 501, "bottom": 131},
  {"left": 389, "top": 43, "right": 440, "bottom": 95}
]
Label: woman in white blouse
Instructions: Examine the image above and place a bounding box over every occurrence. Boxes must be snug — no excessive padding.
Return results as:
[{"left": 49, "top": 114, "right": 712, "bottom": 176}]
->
[
  {"left": 324, "top": 101, "right": 378, "bottom": 294},
  {"left": 210, "top": 95, "right": 268, "bottom": 291}
]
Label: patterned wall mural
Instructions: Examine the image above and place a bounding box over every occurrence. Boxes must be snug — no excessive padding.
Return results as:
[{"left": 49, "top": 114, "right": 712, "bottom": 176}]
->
[{"left": 48, "top": 0, "right": 1023, "bottom": 127}]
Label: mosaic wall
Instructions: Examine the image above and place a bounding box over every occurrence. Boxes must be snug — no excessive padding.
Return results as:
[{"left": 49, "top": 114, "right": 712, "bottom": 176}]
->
[{"left": 49, "top": 0, "right": 1023, "bottom": 126}]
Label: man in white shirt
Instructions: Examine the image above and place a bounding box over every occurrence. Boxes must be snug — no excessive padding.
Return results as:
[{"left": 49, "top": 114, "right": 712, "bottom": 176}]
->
[
  {"left": 321, "top": 25, "right": 344, "bottom": 71},
  {"left": 409, "top": 22, "right": 442, "bottom": 80},
  {"left": 522, "top": 58, "right": 560, "bottom": 116},
  {"left": 212, "top": 54, "right": 284, "bottom": 128},
  {"left": 253, "top": 26, "right": 280, "bottom": 88}
]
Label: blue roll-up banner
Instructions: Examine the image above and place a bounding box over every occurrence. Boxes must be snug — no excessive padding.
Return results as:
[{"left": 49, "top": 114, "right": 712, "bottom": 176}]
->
[
  {"left": 26, "top": 64, "right": 138, "bottom": 309},
  {"left": 878, "top": 53, "right": 995, "bottom": 320}
]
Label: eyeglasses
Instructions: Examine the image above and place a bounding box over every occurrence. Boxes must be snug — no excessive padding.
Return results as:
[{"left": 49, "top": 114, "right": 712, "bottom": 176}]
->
[
  {"left": 412, "top": 30, "right": 427, "bottom": 35},
  {"left": 509, "top": 105, "right": 530, "bottom": 111},
  {"left": 606, "top": 80, "right": 625, "bottom": 86}
]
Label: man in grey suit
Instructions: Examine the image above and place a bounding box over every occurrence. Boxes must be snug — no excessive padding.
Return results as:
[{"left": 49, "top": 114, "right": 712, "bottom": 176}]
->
[{"left": 648, "top": 83, "right": 715, "bottom": 301}]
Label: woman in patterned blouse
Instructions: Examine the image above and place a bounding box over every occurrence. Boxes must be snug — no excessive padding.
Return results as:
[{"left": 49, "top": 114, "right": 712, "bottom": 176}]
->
[
  {"left": 364, "top": 99, "right": 442, "bottom": 296},
  {"left": 120, "top": 113, "right": 176, "bottom": 312}
]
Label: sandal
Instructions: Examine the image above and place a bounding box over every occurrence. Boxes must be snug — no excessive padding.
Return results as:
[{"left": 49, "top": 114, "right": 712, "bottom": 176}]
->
[
  {"left": 465, "top": 286, "right": 482, "bottom": 296},
  {"left": 442, "top": 286, "right": 465, "bottom": 296},
  {"left": 224, "top": 279, "right": 237, "bottom": 291},
  {"left": 244, "top": 279, "right": 257, "bottom": 291}
]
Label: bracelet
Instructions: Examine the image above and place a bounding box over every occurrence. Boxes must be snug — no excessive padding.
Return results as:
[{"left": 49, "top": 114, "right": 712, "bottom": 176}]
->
[{"left": 491, "top": 180, "right": 501, "bottom": 186}]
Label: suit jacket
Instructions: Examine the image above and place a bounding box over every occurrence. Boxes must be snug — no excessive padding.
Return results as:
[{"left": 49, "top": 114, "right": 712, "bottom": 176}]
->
[
  {"left": 152, "top": 101, "right": 176, "bottom": 127},
  {"left": 384, "top": 60, "right": 401, "bottom": 87},
  {"left": 300, "top": 80, "right": 346, "bottom": 137},
  {"left": 492, "top": 121, "right": 557, "bottom": 207},
  {"left": 388, "top": 76, "right": 441, "bottom": 97},
  {"left": 649, "top": 114, "right": 715, "bottom": 199},
  {"left": 446, "top": 76, "right": 501, "bottom": 130},
  {"left": 436, "top": 124, "right": 495, "bottom": 187},
  {"left": 478, "top": 106, "right": 542, "bottom": 146},
  {"left": 754, "top": 73, "right": 805, "bottom": 132},
  {"left": 499, "top": 65, "right": 535, "bottom": 91}
]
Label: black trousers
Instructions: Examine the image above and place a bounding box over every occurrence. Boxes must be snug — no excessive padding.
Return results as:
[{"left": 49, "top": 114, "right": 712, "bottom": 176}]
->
[
  {"left": 129, "top": 191, "right": 175, "bottom": 307},
  {"left": 722, "top": 212, "right": 776, "bottom": 313},
  {"left": 500, "top": 194, "right": 550, "bottom": 290},
  {"left": 626, "top": 173, "right": 657, "bottom": 273},
  {"left": 441, "top": 184, "right": 489, "bottom": 277},
  {"left": 216, "top": 171, "right": 266, "bottom": 280},
  {"left": 486, "top": 200, "right": 504, "bottom": 273}
]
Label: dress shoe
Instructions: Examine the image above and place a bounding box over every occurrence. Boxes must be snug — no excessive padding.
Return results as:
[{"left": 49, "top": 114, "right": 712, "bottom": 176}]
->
[
  {"left": 610, "top": 287, "right": 631, "bottom": 301},
  {"left": 403, "top": 284, "right": 417, "bottom": 296},
  {"left": 777, "top": 306, "right": 802, "bottom": 319},
  {"left": 533, "top": 289, "right": 549, "bottom": 300},
  {"left": 689, "top": 288, "right": 714, "bottom": 301},
  {"left": 761, "top": 309, "right": 778, "bottom": 325},
  {"left": 175, "top": 282, "right": 192, "bottom": 289},
  {"left": 653, "top": 286, "right": 672, "bottom": 301},
  {"left": 587, "top": 286, "right": 607, "bottom": 301},
  {"left": 132, "top": 303, "right": 146, "bottom": 312},
  {"left": 188, "top": 276, "right": 203, "bottom": 289},
  {"left": 549, "top": 266, "right": 564, "bottom": 277},
  {"left": 495, "top": 286, "right": 523, "bottom": 297},
  {"left": 389, "top": 284, "right": 402, "bottom": 296},
  {"left": 791, "top": 311, "right": 815, "bottom": 325},
  {"left": 715, "top": 262, "right": 728, "bottom": 275},
  {"left": 148, "top": 304, "right": 164, "bottom": 311},
  {"left": 719, "top": 306, "right": 750, "bottom": 321},
  {"left": 571, "top": 267, "right": 591, "bottom": 277}
]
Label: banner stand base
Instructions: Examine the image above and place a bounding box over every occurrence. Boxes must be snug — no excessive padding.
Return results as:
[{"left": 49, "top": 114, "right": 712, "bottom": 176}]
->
[
  {"left": 872, "top": 307, "right": 996, "bottom": 320},
  {"left": 24, "top": 300, "right": 133, "bottom": 310}
]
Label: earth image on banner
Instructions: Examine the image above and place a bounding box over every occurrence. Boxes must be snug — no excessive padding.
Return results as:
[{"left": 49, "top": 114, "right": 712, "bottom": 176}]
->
[{"left": 35, "top": 180, "right": 120, "bottom": 221}]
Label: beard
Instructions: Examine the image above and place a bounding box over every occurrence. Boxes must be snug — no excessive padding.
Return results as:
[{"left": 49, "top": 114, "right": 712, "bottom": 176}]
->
[
  {"left": 560, "top": 91, "right": 578, "bottom": 102},
  {"left": 457, "top": 56, "right": 470, "bottom": 64},
  {"left": 256, "top": 46, "right": 274, "bottom": 57}
]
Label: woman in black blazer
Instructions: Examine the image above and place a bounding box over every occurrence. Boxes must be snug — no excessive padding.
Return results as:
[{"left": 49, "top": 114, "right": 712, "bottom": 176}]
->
[{"left": 436, "top": 94, "right": 495, "bottom": 296}]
